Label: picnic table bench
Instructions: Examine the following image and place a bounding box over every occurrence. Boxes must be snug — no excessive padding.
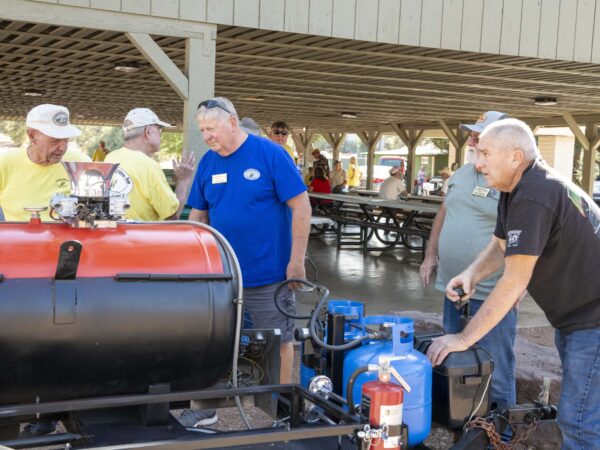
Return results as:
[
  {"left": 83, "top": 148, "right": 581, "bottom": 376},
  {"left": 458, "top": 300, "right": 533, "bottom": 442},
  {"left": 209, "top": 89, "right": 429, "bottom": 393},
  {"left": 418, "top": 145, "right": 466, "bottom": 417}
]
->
[{"left": 308, "top": 193, "right": 439, "bottom": 258}]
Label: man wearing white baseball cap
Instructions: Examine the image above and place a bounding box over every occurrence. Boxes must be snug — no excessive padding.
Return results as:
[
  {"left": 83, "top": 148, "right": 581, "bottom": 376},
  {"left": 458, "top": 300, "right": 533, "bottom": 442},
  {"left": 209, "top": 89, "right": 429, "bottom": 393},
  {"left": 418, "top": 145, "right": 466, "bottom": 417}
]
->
[
  {"left": 106, "top": 107, "right": 195, "bottom": 221},
  {"left": 0, "top": 104, "right": 90, "bottom": 222},
  {"left": 420, "top": 110, "right": 519, "bottom": 414}
]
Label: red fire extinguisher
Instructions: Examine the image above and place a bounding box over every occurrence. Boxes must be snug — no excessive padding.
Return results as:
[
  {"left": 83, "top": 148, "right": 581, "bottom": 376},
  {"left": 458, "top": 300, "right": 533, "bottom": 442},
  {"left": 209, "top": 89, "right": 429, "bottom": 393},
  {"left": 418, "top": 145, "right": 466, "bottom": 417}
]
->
[{"left": 361, "top": 380, "right": 403, "bottom": 449}]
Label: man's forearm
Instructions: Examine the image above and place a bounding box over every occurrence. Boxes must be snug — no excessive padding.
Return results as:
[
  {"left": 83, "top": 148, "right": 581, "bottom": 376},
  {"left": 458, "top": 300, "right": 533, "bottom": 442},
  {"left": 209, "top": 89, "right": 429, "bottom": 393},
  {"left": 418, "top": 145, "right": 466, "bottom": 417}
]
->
[
  {"left": 288, "top": 194, "right": 311, "bottom": 266},
  {"left": 460, "top": 277, "right": 521, "bottom": 345},
  {"left": 173, "top": 181, "right": 192, "bottom": 219},
  {"left": 464, "top": 237, "right": 505, "bottom": 285},
  {"left": 188, "top": 208, "right": 209, "bottom": 224},
  {"left": 461, "top": 254, "right": 536, "bottom": 345}
]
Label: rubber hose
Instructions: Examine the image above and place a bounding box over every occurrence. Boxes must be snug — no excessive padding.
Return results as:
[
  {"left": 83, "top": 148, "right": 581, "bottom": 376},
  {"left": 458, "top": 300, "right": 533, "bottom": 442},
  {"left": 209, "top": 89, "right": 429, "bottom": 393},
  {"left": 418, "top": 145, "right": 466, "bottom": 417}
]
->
[
  {"left": 346, "top": 366, "right": 370, "bottom": 415},
  {"left": 308, "top": 285, "right": 372, "bottom": 351},
  {"left": 273, "top": 278, "right": 314, "bottom": 320}
]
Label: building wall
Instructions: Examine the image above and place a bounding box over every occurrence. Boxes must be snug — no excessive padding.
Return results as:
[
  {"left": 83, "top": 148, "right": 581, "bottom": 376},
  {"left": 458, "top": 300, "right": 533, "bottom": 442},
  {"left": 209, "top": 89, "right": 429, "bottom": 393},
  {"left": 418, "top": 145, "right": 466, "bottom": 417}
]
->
[
  {"left": 30, "top": 0, "right": 600, "bottom": 64},
  {"left": 538, "top": 135, "right": 575, "bottom": 180}
]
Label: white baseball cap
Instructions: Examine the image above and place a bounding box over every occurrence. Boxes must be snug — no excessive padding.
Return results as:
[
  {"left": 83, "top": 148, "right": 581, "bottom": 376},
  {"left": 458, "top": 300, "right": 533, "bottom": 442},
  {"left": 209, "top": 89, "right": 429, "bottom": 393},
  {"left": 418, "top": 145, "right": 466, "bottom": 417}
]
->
[
  {"left": 122, "top": 108, "right": 171, "bottom": 132},
  {"left": 26, "top": 104, "right": 81, "bottom": 139}
]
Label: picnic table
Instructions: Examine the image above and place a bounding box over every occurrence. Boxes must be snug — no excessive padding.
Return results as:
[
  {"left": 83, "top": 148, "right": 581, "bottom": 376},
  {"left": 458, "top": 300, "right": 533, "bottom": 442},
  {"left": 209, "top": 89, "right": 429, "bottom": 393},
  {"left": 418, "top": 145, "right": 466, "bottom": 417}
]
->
[
  {"left": 403, "top": 194, "right": 444, "bottom": 204},
  {"left": 347, "top": 189, "right": 380, "bottom": 197},
  {"left": 308, "top": 192, "right": 439, "bottom": 257}
]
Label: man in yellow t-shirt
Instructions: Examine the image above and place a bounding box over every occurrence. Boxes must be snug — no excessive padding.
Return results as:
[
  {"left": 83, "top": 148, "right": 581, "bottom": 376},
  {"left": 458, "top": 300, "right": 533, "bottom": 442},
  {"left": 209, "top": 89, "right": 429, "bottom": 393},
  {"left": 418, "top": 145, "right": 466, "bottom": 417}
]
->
[
  {"left": 92, "top": 140, "right": 109, "bottom": 161},
  {"left": 268, "top": 120, "right": 295, "bottom": 160},
  {"left": 106, "top": 108, "right": 195, "bottom": 221},
  {"left": 0, "top": 104, "right": 90, "bottom": 222}
]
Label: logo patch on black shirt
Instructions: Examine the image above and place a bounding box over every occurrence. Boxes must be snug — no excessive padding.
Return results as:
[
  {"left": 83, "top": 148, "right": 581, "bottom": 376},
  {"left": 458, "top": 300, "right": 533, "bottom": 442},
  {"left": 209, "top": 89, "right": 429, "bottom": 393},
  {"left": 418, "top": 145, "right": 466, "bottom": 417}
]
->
[{"left": 507, "top": 230, "right": 522, "bottom": 247}]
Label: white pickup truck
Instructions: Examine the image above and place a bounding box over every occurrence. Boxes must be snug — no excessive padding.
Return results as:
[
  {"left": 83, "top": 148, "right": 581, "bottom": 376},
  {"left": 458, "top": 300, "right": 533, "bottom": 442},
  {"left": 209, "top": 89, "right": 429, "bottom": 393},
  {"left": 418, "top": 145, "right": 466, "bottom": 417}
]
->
[{"left": 359, "top": 156, "right": 407, "bottom": 190}]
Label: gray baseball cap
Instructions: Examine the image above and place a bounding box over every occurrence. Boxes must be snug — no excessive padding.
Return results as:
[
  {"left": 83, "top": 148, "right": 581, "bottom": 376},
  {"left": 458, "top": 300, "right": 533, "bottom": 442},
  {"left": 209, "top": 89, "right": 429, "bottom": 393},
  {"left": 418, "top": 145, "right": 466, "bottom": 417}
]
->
[{"left": 459, "top": 111, "right": 508, "bottom": 133}]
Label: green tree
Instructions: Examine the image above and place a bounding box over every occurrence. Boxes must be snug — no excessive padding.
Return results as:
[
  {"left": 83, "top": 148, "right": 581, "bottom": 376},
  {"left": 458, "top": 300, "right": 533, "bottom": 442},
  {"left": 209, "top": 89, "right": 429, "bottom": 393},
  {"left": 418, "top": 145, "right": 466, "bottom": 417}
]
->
[
  {"left": 158, "top": 132, "right": 184, "bottom": 160},
  {"left": 311, "top": 135, "right": 330, "bottom": 152},
  {"left": 0, "top": 121, "right": 27, "bottom": 146},
  {"left": 383, "top": 135, "right": 402, "bottom": 150},
  {"left": 425, "top": 137, "right": 449, "bottom": 151},
  {"left": 75, "top": 125, "right": 118, "bottom": 156},
  {"left": 100, "top": 126, "right": 124, "bottom": 152}
]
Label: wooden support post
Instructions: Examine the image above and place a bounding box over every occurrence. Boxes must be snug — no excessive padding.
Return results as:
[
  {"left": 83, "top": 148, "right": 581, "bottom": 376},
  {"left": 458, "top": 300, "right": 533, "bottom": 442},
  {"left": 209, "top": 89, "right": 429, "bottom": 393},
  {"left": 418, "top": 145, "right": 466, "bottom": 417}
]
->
[
  {"left": 563, "top": 113, "right": 600, "bottom": 195},
  {"left": 354, "top": 130, "right": 381, "bottom": 189},
  {"left": 390, "top": 123, "right": 423, "bottom": 190},
  {"left": 322, "top": 132, "right": 347, "bottom": 164},
  {"left": 582, "top": 122, "right": 600, "bottom": 195},
  {"left": 183, "top": 32, "right": 215, "bottom": 162},
  {"left": 291, "top": 130, "right": 314, "bottom": 173},
  {"left": 127, "top": 28, "right": 216, "bottom": 164},
  {"left": 438, "top": 120, "right": 468, "bottom": 168},
  {"left": 127, "top": 32, "right": 189, "bottom": 100}
]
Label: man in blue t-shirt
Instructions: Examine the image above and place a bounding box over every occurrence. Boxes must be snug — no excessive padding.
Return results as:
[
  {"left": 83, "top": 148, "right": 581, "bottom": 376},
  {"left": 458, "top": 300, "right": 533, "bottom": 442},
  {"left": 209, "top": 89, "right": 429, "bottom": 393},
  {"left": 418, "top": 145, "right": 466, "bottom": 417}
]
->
[{"left": 187, "top": 97, "right": 311, "bottom": 386}]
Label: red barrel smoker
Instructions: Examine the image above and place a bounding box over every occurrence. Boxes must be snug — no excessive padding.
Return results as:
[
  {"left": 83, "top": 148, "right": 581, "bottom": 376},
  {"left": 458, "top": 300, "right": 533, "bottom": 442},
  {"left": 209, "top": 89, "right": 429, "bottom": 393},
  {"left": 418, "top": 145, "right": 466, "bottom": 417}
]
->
[{"left": 0, "top": 162, "right": 240, "bottom": 406}]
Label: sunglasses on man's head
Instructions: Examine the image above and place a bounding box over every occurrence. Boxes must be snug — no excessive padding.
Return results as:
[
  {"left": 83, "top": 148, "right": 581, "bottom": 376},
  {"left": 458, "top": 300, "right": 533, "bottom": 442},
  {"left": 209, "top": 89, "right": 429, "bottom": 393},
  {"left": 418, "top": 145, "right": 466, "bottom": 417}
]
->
[
  {"left": 197, "top": 100, "right": 232, "bottom": 115},
  {"left": 271, "top": 130, "right": 289, "bottom": 136}
]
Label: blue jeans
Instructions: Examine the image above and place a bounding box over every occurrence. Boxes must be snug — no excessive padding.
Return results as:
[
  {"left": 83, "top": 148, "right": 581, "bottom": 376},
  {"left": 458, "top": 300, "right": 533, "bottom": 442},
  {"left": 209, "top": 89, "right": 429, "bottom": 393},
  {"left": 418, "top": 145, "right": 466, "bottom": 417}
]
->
[
  {"left": 443, "top": 297, "right": 517, "bottom": 408},
  {"left": 555, "top": 327, "right": 600, "bottom": 449}
]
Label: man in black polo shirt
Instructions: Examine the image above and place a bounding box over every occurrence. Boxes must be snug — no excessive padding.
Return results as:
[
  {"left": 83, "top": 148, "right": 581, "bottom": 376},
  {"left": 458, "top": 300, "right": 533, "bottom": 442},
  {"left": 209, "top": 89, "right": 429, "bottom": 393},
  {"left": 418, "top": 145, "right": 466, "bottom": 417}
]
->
[{"left": 426, "top": 118, "right": 600, "bottom": 448}]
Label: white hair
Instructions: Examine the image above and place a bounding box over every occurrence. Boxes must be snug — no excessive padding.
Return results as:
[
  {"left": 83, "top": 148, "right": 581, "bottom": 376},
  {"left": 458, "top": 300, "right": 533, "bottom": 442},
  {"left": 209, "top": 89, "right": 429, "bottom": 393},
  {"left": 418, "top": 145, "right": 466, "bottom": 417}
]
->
[
  {"left": 196, "top": 97, "right": 239, "bottom": 123},
  {"left": 479, "top": 118, "right": 540, "bottom": 161},
  {"left": 123, "top": 126, "right": 146, "bottom": 142}
]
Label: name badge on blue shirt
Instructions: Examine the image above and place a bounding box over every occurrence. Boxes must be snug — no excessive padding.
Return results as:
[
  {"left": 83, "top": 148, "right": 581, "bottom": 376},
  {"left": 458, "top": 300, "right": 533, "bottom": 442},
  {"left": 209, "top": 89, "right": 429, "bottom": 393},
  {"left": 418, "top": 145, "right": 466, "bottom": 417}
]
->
[
  {"left": 472, "top": 186, "right": 490, "bottom": 197},
  {"left": 212, "top": 173, "right": 227, "bottom": 184}
]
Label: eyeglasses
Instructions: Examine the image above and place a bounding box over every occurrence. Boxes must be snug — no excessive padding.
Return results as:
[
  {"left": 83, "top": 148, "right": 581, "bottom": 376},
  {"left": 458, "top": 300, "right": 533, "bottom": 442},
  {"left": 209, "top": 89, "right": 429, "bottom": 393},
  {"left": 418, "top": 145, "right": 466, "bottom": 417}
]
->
[
  {"left": 146, "top": 124, "right": 162, "bottom": 135},
  {"left": 271, "top": 130, "right": 289, "bottom": 136},
  {"left": 198, "top": 99, "right": 233, "bottom": 115}
]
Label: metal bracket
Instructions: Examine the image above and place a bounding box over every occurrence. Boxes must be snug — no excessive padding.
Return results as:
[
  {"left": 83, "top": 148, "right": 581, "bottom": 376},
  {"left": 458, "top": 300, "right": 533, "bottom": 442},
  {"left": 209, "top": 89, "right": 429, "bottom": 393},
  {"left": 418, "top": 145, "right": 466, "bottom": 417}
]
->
[
  {"left": 53, "top": 240, "right": 81, "bottom": 325},
  {"left": 53, "top": 280, "right": 77, "bottom": 324},
  {"left": 55, "top": 240, "right": 82, "bottom": 280}
]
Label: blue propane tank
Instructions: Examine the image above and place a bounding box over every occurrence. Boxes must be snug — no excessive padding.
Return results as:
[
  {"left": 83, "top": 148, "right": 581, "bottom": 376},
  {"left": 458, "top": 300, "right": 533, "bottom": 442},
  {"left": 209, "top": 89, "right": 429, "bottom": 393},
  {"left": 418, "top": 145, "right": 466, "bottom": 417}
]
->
[
  {"left": 300, "top": 300, "right": 365, "bottom": 387},
  {"left": 343, "top": 316, "right": 432, "bottom": 446}
]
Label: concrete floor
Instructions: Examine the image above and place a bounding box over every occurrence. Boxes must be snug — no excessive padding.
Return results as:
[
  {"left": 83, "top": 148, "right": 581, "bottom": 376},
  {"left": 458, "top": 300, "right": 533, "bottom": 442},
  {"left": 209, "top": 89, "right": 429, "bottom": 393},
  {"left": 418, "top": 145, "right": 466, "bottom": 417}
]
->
[{"left": 299, "top": 228, "right": 550, "bottom": 328}]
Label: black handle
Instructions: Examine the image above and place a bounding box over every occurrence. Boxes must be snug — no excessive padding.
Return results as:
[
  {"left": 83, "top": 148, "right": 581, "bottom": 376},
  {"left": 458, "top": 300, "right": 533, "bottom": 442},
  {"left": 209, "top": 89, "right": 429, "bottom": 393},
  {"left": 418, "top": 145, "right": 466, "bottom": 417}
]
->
[
  {"left": 453, "top": 288, "right": 468, "bottom": 309},
  {"left": 453, "top": 288, "right": 470, "bottom": 331}
]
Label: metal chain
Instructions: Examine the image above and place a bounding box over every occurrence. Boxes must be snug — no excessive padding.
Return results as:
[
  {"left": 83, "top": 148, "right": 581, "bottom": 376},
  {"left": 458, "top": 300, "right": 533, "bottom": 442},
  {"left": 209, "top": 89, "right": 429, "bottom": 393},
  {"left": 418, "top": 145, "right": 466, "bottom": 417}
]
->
[{"left": 465, "top": 416, "right": 539, "bottom": 450}]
